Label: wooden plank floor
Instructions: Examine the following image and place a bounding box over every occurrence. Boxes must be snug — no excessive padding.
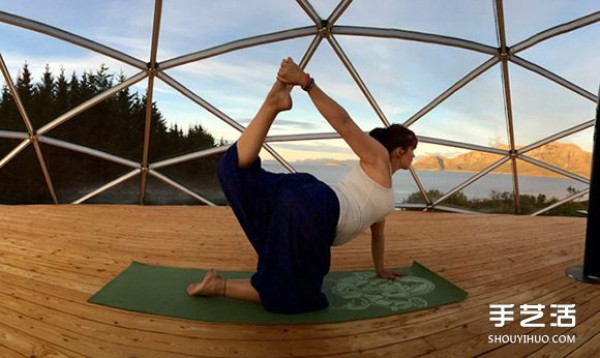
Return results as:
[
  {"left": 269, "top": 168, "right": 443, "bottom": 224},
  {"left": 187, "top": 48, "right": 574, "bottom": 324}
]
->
[{"left": 1, "top": 205, "right": 598, "bottom": 357}]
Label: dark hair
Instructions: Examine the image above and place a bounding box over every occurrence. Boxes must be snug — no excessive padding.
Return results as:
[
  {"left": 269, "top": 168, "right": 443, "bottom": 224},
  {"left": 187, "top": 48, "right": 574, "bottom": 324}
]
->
[{"left": 369, "top": 124, "right": 418, "bottom": 154}]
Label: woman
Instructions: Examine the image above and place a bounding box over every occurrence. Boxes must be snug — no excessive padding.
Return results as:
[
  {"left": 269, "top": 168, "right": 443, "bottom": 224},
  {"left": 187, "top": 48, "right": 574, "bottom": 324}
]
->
[{"left": 187, "top": 57, "right": 418, "bottom": 314}]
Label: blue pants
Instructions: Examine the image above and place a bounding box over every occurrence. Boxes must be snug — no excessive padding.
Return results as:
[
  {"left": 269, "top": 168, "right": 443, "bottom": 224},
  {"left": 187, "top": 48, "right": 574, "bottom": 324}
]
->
[{"left": 217, "top": 143, "right": 340, "bottom": 313}]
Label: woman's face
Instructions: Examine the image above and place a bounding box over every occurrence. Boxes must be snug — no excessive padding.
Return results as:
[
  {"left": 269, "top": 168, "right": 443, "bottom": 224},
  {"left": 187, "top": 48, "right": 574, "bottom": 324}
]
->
[
  {"left": 391, "top": 146, "right": 415, "bottom": 172},
  {"left": 399, "top": 147, "right": 415, "bottom": 169}
]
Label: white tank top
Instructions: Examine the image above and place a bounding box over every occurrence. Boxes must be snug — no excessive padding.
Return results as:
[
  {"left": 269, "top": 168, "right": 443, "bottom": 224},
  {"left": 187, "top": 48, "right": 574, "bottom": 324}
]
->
[{"left": 330, "top": 164, "right": 395, "bottom": 246}]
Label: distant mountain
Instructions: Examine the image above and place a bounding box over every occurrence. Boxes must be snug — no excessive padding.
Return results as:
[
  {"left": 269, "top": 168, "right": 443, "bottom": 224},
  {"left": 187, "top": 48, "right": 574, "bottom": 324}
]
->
[{"left": 413, "top": 142, "right": 592, "bottom": 178}]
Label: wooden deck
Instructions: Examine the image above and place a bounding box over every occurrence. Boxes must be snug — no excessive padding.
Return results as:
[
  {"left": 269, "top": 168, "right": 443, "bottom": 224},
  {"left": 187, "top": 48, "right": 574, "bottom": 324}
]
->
[{"left": 1, "top": 205, "right": 598, "bottom": 357}]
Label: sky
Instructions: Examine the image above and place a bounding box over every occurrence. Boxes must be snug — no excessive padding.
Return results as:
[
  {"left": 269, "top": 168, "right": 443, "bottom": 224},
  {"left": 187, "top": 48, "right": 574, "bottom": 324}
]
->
[{"left": 0, "top": 0, "right": 599, "bottom": 163}]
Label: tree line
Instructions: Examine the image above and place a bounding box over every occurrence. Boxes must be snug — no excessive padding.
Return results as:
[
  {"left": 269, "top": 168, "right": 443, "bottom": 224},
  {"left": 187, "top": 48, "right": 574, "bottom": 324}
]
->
[
  {"left": 403, "top": 188, "right": 587, "bottom": 216},
  {"left": 0, "top": 63, "right": 223, "bottom": 204}
]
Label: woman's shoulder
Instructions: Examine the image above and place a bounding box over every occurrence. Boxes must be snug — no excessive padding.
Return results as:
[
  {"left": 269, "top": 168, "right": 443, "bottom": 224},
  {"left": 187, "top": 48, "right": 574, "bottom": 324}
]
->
[{"left": 358, "top": 159, "right": 392, "bottom": 189}]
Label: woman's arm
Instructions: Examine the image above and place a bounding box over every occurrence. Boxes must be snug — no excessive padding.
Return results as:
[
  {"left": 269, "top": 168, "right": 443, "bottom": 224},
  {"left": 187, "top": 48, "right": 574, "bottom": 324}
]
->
[
  {"left": 277, "top": 58, "right": 391, "bottom": 186},
  {"left": 371, "top": 220, "right": 404, "bottom": 280}
]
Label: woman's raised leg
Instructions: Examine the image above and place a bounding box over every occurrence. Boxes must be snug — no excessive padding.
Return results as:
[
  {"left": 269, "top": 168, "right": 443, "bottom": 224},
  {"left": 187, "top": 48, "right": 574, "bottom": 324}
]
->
[{"left": 236, "top": 80, "right": 292, "bottom": 168}]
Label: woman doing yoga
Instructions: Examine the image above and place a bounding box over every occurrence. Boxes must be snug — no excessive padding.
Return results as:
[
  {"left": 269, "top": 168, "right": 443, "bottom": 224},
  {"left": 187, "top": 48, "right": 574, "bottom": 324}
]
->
[{"left": 187, "top": 57, "right": 418, "bottom": 314}]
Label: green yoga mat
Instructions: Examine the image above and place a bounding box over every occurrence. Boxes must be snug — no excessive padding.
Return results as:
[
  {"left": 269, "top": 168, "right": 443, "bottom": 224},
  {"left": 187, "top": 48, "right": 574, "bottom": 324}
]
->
[{"left": 88, "top": 261, "right": 467, "bottom": 324}]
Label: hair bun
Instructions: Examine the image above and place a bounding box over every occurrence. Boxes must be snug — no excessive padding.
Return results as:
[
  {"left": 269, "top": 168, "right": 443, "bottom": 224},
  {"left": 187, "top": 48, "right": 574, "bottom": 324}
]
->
[
  {"left": 369, "top": 127, "right": 387, "bottom": 142},
  {"left": 369, "top": 124, "right": 418, "bottom": 153}
]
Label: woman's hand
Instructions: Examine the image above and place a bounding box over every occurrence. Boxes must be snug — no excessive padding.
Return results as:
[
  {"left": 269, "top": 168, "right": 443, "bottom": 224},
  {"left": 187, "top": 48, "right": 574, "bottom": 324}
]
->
[
  {"left": 277, "top": 57, "right": 307, "bottom": 86},
  {"left": 377, "top": 269, "right": 405, "bottom": 280}
]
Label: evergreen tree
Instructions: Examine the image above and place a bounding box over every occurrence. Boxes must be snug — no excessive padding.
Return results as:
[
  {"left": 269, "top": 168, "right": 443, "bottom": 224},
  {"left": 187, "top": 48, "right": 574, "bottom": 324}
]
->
[
  {"left": 15, "top": 62, "right": 35, "bottom": 109},
  {"left": 0, "top": 63, "right": 223, "bottom": 204},
  {"left": 32, "top": 64, "right": 57, "bottom": 127}
]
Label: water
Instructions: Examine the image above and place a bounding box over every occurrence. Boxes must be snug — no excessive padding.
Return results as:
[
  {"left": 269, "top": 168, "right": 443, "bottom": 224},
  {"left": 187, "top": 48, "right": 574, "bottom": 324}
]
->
[{"left": 263, "top": 162, "right": 588, "bottom": 204}]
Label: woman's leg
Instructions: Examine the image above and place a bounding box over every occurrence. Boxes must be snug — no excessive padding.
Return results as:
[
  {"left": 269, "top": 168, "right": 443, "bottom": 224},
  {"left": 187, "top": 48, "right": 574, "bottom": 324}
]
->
[
  {"left": 236, "top": 80, "right": 292, "bottom": 168},
  {"left": 187, "top": 270, "right": 260, "bottom": 303}
]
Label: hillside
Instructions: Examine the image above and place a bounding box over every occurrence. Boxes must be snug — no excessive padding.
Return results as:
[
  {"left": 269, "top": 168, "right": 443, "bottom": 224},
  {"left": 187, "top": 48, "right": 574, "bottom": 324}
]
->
[{"left": 412, "top": 142, "right": 592, "bottom": 178}]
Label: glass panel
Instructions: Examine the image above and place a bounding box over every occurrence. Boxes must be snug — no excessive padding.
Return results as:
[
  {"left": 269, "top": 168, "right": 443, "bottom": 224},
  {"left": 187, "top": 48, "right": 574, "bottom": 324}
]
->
[
  {"left": 297, "top": 42, "right": 389, "bottom": 132},
  {"left": 159, "top": 0, "right": 312, "bottom": 61},
  {"left": 520, "top": 138, "right": 592, "bottom": 180},
  {"left": 448, "top": 168, "right": 517, "bottom": 214},
  {"left": 84, "top": 173, "right": 141, "bottom": 204},
  {"left": 411, "top": 143, "right": 484, "bottom": 204},
  {"left": 149, "top": 151, "right": 225, "bottom": 205},
  {"left": 164, "top": 38, "right": 310, "bottom": 132},
  {"left": 0, "top": 74, "right": 27, "bottom": 131},
  {"left": 504, "top": 1, "right": 600, "bottom": 46},
  {"left": 0, "top": 1, "right": 153, "bottom": 59},
  {"left": 147, "top": 78, "right": 239, "bottom": 163},
  {"left": 510, "top": 63, "right": 594, "bottom": 148},
  {"left": 516, "top": 160, "right": 588, "bottom": 216},
  {"left": 339, "top": 0, "right": 497, "bottom": 45},
  {"left": 557, "top": 127, "right": 594, "bottom": 176},
  {"left": 516, "top": 22, "right": 600, "bottom": 95},
  {"left": 145, "top": 174, "right": 200, "bottom": 205},
  {"left": 394, "top": 170, "right": 424, "bottom": 207},
  {"left": 334, "top": 36, "right": 491, "bottom": 128},
  {"left": 410, "top": 64, "right": 507, "bottom": 147},
  {"left": 0, "top": 145, "right": 52, "bottom": 204},
  {"left": 48, "top": 79, "right": 149, "bottom": 162},
  {"left": 40, "top": 143, "right": 137, "bottom": 204},
  {"left": 544, "top": 196, "right": 589, "bottom": 217},
  {"left": 0, "top": 24, "right": 141, "bottom": 131}
]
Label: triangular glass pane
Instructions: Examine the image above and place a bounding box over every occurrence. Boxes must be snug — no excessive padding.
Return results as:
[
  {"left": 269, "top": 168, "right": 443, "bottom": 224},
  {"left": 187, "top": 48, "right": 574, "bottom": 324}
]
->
[
  {"left": 410, "top": 64, "right": 507, "bottom": 147},
  {"left": 504, "top": 1, "right": 600, "bottom": 46},
  {"left": 0, "top": 24, "right": 142, "bottom": 131},
  {"left": 515, "top": 159, "right": 588, "bottom": 215},
  {"left": 0, "top": 75, "right": 27, "bottom": 131},
  {"left": 149, "top": 150, "right": 226, "bottom": 205},
  {"left": 0, "top": 145, "right": 53, "bottom": 204},
  {"left": 159, "top": 1, "right": 313, "bottom": 61},
  {"left": 144, "top": 174, "right": 201, "bottom": 205},
  {"left": 411, "top": 143, "right": 479, "bottom": 201},
  {"left": 83, "top": 173, "right": 141, "bottom": 204},
  {"left": 516, "top": 22, "right": 600, "bottom": 94},
  {"left": 557, "top": 127, "right": 594, "bottom": 174},
  {"left": 294, "top": 42, "right": 387, "bottom": 132},
  {"left": 48, "top": 78, "right": 150, "bottom": 162},
  {"left": 1, "top": 2, "right": 153, "bottom": 59},
  {"left": 40, "top": 143, "right": 137, "bottom": 204},
  {"left": 164, "top": 38, "right": 309, "bottom": 133},
  {"left": 334, "top": 35, "right": 491, "bottom": 128},
  {"left": 147, "top": 78, "right": 239, "bottom": 163},
  {"left": 509, "top": 63, "right": 595, "bottom": 148},
  {"left": 339, "top": 0, "right": 497, "bottom": 45},
  {"left": 520, "top": 138, "right": 592, "bottom": 180},
  {"left": 451, "top": 167, "right": 517, "bottom": 214}
]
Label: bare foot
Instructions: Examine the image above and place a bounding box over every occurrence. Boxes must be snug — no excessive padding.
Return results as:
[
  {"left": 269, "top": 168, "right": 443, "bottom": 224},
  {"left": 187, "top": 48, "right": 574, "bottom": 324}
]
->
[
  {"left": 266, "top": 80, "right": 293, "bottom": 112},
  {"left": 186, "top": 269, "right": 226, "bottom": 296}
]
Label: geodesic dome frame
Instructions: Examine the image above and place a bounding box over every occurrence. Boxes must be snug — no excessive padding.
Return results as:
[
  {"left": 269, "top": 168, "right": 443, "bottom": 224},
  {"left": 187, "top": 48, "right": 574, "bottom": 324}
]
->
[{"left": 0, "top": 0, "right": 598, "bottom": 214}]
